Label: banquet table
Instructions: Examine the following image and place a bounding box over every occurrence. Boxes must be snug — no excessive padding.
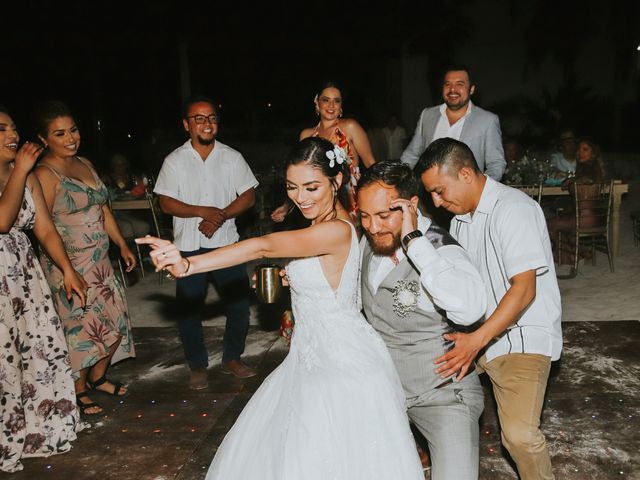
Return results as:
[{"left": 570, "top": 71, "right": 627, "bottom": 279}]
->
[{"left": 111, "top": 194, "right": 162, "bottom": 238}]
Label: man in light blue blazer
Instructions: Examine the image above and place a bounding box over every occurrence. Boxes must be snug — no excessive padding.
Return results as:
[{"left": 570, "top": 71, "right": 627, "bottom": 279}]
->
[{"left": 401, "top": 66, "right": 506, "bottom": 181}]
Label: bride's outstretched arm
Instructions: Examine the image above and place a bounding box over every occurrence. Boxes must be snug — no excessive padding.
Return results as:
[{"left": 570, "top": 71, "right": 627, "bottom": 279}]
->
[{"left": 136, "top": 220, "right": 351, "bottom": 277}]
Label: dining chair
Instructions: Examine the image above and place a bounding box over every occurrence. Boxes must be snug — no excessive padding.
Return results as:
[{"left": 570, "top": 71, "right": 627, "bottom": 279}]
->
[
  {"left": 558, "top": 180, "right": 614, "bottom": 276},
  {"left": 513, "top": 184, "right": 543, "bottom": 204},
  {"left": 107, "top": 196, "right": 145, "bottom": 287}
]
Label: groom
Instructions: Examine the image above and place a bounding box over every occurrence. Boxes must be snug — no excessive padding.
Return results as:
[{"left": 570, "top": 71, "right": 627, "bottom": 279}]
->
[{"left": 357, "top": 161, "right": 486, "bottom": 480}]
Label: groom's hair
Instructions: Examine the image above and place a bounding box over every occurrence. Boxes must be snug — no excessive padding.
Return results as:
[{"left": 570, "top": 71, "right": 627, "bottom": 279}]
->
[{"left": 358, "top": 161, "right": 419, "bottom": 199}]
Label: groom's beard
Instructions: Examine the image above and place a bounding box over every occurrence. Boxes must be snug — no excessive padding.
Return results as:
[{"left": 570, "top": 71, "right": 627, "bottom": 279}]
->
[{"left": 365, "top": 230, "right": 402, "bottom": 256}]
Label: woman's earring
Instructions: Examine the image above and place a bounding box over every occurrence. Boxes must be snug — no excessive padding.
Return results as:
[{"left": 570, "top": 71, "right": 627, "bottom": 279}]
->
[
  {"left": 315, "top": 107, "right": 320, "bottom": 116},
  {"left": 339, "top": 110, "right": 343, "bottom": 118}
]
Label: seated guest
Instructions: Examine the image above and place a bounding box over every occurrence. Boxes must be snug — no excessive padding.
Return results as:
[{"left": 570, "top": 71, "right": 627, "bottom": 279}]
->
[
  {"left": 547, "top": 138, "right": 607, "bottom": 261},
  {"left": 103, "top": 153, "right": 150, "bottom": 239},
  {"left": 501, "top": 137, "right": 526, "bottom": 184},
  {"left": 550, "top": 129, "right": 578, "bottom": 174},
  {"left": 0, "top": 107, "right": 87, "bottom": 472}
]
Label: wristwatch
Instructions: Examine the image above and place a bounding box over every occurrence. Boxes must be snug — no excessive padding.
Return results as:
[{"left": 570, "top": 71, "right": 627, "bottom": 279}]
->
[{"left": 402, "top": 229, "right": 423, "bottom": 250}]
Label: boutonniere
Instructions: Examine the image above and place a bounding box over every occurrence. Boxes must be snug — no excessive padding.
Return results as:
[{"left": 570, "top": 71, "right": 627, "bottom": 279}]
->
[{"left": 392, "top": 280, "right": 419, "bottom": 317}]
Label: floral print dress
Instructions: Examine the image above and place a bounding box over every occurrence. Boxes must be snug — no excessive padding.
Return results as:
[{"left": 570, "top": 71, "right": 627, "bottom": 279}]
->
[
  {"left": 38, "top": 159, "right": 135, "bottom": 378},
  {"left": 312, "top": 125, "right": 361, "bottom": 224},
  {"left": 0, "top": 187, "right": 82, "bottom": 473}
]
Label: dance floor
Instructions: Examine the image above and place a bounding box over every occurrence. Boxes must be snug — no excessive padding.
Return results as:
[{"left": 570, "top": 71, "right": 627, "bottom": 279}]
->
[{"left": 8, "top": 321, "right": 638, "bottom": 480}]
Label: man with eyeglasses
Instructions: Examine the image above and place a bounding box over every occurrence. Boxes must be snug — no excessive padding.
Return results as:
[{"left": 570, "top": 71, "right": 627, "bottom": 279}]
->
[{"left": 154, "top": 94, "right": 259, "bottom": 388}]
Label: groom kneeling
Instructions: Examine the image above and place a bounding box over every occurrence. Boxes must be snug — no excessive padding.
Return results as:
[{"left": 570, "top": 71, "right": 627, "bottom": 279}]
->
[{"left": 357, "top": 162, "right": 486, "bottom": 480}]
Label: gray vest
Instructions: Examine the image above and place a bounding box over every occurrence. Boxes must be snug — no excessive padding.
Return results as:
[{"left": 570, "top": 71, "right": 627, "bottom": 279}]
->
[{"left": 361, "top": 224, "right": 464, "bottom": 399}]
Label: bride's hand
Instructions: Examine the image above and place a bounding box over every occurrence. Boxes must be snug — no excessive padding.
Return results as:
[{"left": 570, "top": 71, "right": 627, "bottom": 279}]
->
[{"left": 135, "top": 235, "right": 187, "bottom": 277}]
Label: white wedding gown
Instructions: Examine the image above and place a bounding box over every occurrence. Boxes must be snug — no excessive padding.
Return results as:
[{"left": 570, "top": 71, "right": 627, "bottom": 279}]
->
[{"left": 206, "top": 221, "right": 424, "bottom": 479}]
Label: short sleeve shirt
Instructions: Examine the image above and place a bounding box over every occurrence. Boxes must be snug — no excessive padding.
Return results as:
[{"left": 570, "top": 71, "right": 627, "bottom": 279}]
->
[
  {"left": 450, "top": 176, "right": 563, "bottom": 361},
  {"left": 154, "top": 140, "right": 258, "bottom": 251}
]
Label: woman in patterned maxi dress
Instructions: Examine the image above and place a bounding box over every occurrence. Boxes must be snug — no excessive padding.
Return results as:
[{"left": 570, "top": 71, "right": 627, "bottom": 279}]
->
[
  {"left": 34, "top": 101, "right": 136, "bottom": 416},
  {"left": 0, "top": 108, "right": 87, "bottom": 472}
]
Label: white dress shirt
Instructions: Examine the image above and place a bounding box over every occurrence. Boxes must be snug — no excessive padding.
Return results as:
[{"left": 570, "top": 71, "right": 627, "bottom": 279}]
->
[
  {"left": 450, "top": 176, "right": 563, "bottom": 362},
  {"left": 550, "top": 152, "right": 577, "bottom": 173},
  {"left": 364, "top": 213, "right": 487, "bottom": 326},
  {"left": 432, "top": 101, "right": 473, "bottom": 143},
  {"left": 154, "top": 140, "right": 258, "bottom": 251}
]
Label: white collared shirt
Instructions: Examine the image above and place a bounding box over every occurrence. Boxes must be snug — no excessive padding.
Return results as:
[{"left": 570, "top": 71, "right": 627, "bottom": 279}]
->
[
  {"left": 432, "top": 101, "right": 473, "bottom": 142},
  {"left": 363, "top": 213, "right": 487, "bottom": 326},
  {"left": 154, "top": 140, "right": 259, "bottom": 251},
  {"left": 550, "top": 152, "right": 577, "bottom": 173},
  {"left": 450, "top": 176, "right": 563, "bottom": 361}
]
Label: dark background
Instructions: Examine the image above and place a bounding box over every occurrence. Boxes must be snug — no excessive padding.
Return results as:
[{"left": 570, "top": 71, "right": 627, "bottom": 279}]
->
[{"left": 4, "top": 0, "right": 639, "bottom": 174}]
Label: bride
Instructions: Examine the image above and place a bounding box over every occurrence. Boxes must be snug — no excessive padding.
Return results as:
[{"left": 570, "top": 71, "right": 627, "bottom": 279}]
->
[{"left": 137, "top": 137, "right": 423, "bottom": 479}]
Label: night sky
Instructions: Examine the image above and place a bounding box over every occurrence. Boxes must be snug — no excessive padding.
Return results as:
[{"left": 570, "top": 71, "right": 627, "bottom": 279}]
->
[{"left": 5, "top": 0, "right": 639, "bottom": 171}]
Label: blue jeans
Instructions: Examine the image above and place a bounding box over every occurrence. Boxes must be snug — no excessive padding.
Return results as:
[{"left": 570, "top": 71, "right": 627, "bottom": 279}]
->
[{"left": 176, "top": 248, "right": 251, "bottom": 370}]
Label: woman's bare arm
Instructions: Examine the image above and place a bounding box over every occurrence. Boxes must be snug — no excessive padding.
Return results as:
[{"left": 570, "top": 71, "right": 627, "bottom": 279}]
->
[{"left": 138, "top": 220, "right": 352, "bottom": 277}]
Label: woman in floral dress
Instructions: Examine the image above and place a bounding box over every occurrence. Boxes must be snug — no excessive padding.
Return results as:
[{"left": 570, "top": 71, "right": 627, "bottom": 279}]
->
[
  {"left": 272, "top": 81, "right": 377, "bottom": 225},
  {"left": 0, "top": 108, "right": 87, "bottom": 472},
  {"left": 34, "top": 101, "right": 136, "bottom": 416}
]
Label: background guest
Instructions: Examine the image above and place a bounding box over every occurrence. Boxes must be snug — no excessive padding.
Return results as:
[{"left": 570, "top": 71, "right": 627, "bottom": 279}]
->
[
  {"left": 34, "top": 100, "right": 136, "bottom": 416},
  {"left": 550, "top": 129, "right": 578, "bottom": 175},
  {"left": 0, "top": 107, "right": 86, "bottom": 471},
  {"left": 103, "top": 153, "right": 151, "bottom": 239},
  {"left": 547, "top": 138, "right": 608, "bottom": 262},
  {"left": 154, "top": 95, "right": 258, "bottom": 387},
  {"left": 381, "top": 114, "right": 407, "bottom": 162},
  {"left": 271, "top": 81, "right": 377, "bottom": 224},
  {"left": 401, "top": 65, "right": 506, "bottom": 181},
  {"left": 501, "top": 137, "right": 525, "bottom": 184}
]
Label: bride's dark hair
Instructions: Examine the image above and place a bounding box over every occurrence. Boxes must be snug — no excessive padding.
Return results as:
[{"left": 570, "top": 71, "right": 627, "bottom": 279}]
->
[
  {"left": 286, "top": 137, "right": 350, "bottom": 191},
  {"left": 285, "top": 137, "right": 351, "bottom": 216}
]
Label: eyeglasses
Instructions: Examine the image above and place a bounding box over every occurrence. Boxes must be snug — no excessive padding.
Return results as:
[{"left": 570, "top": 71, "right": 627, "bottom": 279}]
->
[{"left": 186, "top": 114, "right": 218, "bottom": 124}]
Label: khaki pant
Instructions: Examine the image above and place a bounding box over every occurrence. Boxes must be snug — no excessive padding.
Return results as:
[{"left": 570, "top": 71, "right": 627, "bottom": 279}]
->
[{"left": 478, "top": 353, "right": 554, "bottom": 480}]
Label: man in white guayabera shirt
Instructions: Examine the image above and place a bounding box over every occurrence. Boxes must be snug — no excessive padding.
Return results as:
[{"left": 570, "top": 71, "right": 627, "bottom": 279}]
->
[
  {"left": 417, "top": 138, "right": 562, "bottom": 480},
  {"left": 357, "top": 161, "right": 487, "bottom": 480},
  {"left": 154, "top": 95, "right": 259, "bottom": 390}
]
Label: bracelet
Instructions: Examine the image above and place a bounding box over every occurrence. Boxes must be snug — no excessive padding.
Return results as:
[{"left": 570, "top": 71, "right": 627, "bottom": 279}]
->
[{"left": 178, "top": 257, "right": 192, "bottom": 278}]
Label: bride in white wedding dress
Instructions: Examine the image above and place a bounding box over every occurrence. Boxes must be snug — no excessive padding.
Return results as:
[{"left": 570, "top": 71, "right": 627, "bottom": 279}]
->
[{"left": 138, "top": 137, "right": 424, "bottom": 480}]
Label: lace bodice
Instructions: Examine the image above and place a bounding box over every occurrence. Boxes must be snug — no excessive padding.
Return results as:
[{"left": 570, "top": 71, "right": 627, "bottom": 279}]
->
[{"left": 285, "top": 220, "right": 360, "bottom": 319}]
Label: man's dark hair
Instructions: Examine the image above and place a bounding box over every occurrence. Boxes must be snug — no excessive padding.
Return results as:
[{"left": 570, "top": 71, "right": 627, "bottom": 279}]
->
[
  {"left": 442, "top": 64, "right": 474, "bottom": 85},
  {"left": 359, "top": 161, "right": 419, "bottom": 199},
  {"left": 182, "top": 94, "right": 219, "bottom": 119},
  {"left": 414, "top": 138, "right": 481, "bottom": 177}
]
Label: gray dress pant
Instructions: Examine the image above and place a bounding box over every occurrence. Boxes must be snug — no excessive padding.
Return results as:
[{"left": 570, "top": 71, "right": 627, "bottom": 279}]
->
[{"left": 406, "top": 370, "right": 484, "bottom": 480}]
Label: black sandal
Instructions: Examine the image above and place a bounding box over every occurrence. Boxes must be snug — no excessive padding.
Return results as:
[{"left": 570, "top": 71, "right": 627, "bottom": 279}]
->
[
  {"left": 87, "top": 375, "right": 127, "bottom": 397},
  {"left": 76, "top": 392, "right": 104, "bottom": 416}
]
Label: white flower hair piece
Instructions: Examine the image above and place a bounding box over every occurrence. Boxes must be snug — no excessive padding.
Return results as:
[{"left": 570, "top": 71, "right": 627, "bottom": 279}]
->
[{"left": 326, "top": 145, "right": 349, "bottom": 168}]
